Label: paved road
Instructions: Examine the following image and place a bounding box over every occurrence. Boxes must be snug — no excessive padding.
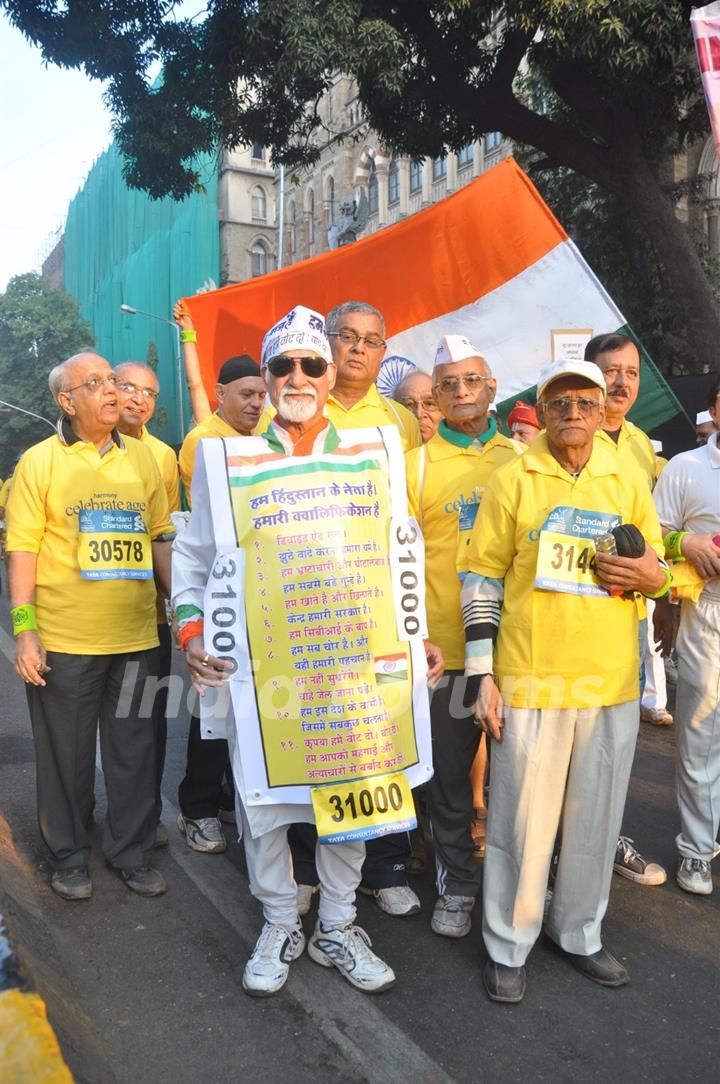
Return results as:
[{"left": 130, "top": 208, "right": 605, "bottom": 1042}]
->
[{"left": 0, "top": 610, "right": 718, "bottom": 1084}]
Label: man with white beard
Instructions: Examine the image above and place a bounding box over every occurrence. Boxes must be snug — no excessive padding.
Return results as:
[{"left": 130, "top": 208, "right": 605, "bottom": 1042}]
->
[{"left": 172, "top": 306, "right": 442, "bottom": 996}]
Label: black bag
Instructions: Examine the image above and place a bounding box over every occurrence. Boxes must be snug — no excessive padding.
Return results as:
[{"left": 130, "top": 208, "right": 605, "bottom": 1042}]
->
[{"left": 611, "top": 523, "right": 646, "bottom": 558}]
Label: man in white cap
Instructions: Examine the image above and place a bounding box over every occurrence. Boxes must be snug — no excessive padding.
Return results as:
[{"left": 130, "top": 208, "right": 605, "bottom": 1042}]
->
[
  {"left": 172, "top": 305, "right": 442, "bottom": 997},
  {"left": 405, "top": 335, "right": 519, "bottom": 938},
  {"left": 695, "top": 409, "right": 718, "bottom": 445},
  {"left": 461, "top": 358, "right": 667, "bottom": 1003}
]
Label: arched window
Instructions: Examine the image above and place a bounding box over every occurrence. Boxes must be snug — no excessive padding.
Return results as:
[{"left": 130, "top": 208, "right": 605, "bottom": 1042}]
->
[
  {"left": 250, "top": 238, "right": 270, "bottom": 278},
  {"left": 251, "top": 185, "right": 267, "bottom": 223},
  {"left": 368, "top": 164, "right": 379, "bottom": 216},
  {"left": 388, "top": 158, "right": 399, "bottom": 205},
  {"left": 326, "top": 176, "right": 335, "bottom": 226},
  {"left": 288, "top": 201, "right": 297, "bottom": 260},
  {"left": 306, "top": 187, "right": 315, "bottom": 247},
  {"left": 432, "top": 154, "right": 447, "bottom": 180},
  {"left": 409, "top": 160, "right": 423, "bottom": 193}
]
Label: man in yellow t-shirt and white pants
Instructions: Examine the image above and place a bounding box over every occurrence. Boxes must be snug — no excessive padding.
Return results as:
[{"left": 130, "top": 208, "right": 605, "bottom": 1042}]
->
[
  {"left": 461, "top": 359, "right": 668, "bottom": 1003},
  {"left": 6, "top": 352, "right": 173, "bottom": 901}
]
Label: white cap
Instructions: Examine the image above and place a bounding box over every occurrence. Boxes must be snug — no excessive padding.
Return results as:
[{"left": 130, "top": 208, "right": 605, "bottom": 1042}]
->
[
  {"left": 433, "top": 334, "right": 485, "bottom": 369},
  {"left": 536, "top": 359, "right": 607, "bottom": 400},
  {"left": 651, "top": 439, "right": 663, "bottom": 454},
  {"left": 261, "top": 305, "right": 332, "bottom": 367},
  {"left": 696, "top": 409, "right": 712, "bottom": 425}
]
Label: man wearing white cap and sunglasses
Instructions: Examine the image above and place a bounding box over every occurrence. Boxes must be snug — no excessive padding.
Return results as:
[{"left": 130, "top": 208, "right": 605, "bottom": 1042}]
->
[
  {"left": 172, "top": 305, "right": 443, "bottom": 998},
  {"left": 460, "top": 358, "right": 667, "bottom": 1003}
]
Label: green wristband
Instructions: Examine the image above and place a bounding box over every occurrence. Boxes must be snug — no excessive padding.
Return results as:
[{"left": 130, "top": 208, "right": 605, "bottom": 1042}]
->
[
  {"left": 180, "top": 329, "right": 197, "bottom": 344},
  {"left": 664, "top": 531, "right": 687, "bottom": 561},
  {"left": 645, "top": 564, "right": 673, "bottom": 600},
  {"left": 11, "top": 604, "right": 38, "bottom": 635}
]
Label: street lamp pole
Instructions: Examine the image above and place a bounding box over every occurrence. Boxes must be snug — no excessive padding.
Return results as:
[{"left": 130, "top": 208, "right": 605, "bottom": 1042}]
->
[
  {"left": 0, "top": 398, "right": 55, "bottom": 429},
  {"left": 119, "top": 303, "right": 186, "bottom": 441}
]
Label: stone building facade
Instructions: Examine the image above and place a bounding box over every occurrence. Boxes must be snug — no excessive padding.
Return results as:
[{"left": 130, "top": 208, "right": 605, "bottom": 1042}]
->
[
  {"left": 218, "top": 143, "right": 277, "bottom": 284},
  {"left": 276, "top": 73, "right": 511, "bottom": 269}
]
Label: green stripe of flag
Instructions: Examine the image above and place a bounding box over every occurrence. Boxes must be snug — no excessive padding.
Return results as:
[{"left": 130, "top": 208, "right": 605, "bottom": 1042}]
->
[{"left": 229, "top": 457, "right": 383, "bottom": 488}]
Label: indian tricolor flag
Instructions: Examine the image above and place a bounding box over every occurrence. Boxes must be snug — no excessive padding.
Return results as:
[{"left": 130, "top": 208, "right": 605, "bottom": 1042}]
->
[
  {"left": 374, "top": 653, "right": 408, "bottom": 684},
  {"left": 184, "top": 157, "right": 680, "bottom": 431}
]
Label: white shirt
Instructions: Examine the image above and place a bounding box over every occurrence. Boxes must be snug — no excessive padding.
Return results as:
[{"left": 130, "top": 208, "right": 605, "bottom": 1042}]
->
[{"left": 654, "top": 432, "right": 720, "bottom": 602}]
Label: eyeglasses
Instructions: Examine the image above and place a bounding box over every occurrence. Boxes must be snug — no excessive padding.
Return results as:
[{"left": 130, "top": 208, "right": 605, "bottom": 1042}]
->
[
  {"left": 63, "top": 374, "right": 118, "bottom": 395},
  {"left": 266, "top": 355, "right": 329, "bottom": 378},
  {"left": 117, "top": 381, "right": 159, "bottom": 401},
  {"left": 544, "top": 396, "right": 602, "bottom": 417},
  {"left": 398, "top": 397, "right": 440, "bottom": 414},
  {"left": 433, "top": 374, "right": 491, "bottom": 395},
  {"left": 328, "top": 329, "right": 387, "bottom": 351}
]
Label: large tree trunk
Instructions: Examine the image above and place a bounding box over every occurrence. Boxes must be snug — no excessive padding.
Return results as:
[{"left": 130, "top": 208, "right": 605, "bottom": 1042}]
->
[{"left": 616, "top": 166, "right": 720, "bottom": 370}]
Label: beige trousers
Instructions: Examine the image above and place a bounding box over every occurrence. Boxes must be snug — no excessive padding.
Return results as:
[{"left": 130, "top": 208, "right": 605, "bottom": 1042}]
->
[{"left": 482, "top": 701, "right": 639, "bottom": 966}]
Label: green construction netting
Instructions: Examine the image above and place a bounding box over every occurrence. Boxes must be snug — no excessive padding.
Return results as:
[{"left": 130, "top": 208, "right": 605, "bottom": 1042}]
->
[{"left": 63, "top": 142, "right": 220, "bottom": 444}]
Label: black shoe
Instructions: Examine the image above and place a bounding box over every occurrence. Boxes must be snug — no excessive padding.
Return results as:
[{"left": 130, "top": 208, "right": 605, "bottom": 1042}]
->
[
  {"left": 51, "top": 867, "right": 92, "bottom": 901},
  {"left": 564, "top": 946, "right": 628, "bottom": 987},
  {"left": 116, "top": 866, "right": 167, "bottom": 897},
  {"left": 483, "top": 959, "right": 526, "bottom": 1003}
]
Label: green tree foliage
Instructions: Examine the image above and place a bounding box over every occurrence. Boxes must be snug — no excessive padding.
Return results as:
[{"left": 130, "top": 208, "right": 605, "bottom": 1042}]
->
[
  {"left": 3, "top": 1, "right": 718, "bottom": 367},
  {"left": 0, "top": 273, "right": 94, "bottom": 476}
]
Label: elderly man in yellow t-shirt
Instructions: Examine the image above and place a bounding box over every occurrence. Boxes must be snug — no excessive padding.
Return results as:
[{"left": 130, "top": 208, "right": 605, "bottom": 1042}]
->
[
  {"left": 115, "top": 361, "right": 181, "bottom": 845},
  {"left": 461, "top": 358, "right": 668, "bottom": 1004},
  {"left": 406, "top": 335, "right": 519, "bottom": 939},
  {"left": 6, "top": 352, "right": 173, "bottom": 901}
]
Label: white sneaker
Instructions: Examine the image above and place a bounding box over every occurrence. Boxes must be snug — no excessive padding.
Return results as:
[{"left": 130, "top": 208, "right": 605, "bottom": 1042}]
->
[
  {"left": 430, "top": 894, "right": 474, "bottom": 938},
  {"left": 308, "top": 922, "right": 396, "bottom": 993},
  {"left": 676, "top": 857, "right": 713, "bottom": 895},
  {"left": 242, "top": 922, "right": 306, "bottom": 997},
  {"left": 361, "top": 884, "right": 421, "bottom": 916},
  {"left": 177, "top": 813, "right": 226, "bottom": 853},
  {"left": 297, "top": 883, "right": 319, "bottom": 916}
]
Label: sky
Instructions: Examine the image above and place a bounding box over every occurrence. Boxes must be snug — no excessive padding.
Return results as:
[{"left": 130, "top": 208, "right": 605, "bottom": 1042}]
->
[{"left": 0, "top": 14, "right": 114, "bottom": 292}]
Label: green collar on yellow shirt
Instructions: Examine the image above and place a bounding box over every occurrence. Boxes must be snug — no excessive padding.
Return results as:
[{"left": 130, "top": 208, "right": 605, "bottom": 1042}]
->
[{"left": 438, "top": 416, "right": 497, "bottom": 449}]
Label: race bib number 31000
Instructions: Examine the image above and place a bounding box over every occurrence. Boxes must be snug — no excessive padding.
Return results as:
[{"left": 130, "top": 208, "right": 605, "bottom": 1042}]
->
[
  {"left": 312, "top": 771, "right": 416, "bottom": 844},
  {"left": 77, "top": 508, "right": 153, "bottom": 580}
]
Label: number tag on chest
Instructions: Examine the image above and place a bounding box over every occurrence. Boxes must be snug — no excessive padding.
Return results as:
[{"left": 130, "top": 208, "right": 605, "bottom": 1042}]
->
[
  {"left": 77, "top": 508, "right": 153, "bottom": 580},
  {"left": 312, "top": 771, "right": 416, "bottom": 844},
  {"left": 534, "top": 505, "right": 620, "bottom": 598}
]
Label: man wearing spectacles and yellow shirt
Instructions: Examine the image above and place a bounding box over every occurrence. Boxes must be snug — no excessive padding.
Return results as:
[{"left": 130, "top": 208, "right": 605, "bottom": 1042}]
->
[
  {"left": 5, "top": 352, "right": 174, "bottom": 901},
  {"left": 461, "top": 359, "right": 668, "bottom": 1003},
  {"left": 288, "top": 301, "right": 424, "bottom": 921},
  {"left": 405, "top": 335, "right": 520, "bottom": 940}
]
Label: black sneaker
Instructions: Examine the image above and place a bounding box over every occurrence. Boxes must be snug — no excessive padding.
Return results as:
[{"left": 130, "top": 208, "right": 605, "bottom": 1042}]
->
[
  {"left": 117, "top": 866, "right": 167, "bottom": 896},
  {"left": 51, "top": 868, "right": 92, "bottom": 901}
]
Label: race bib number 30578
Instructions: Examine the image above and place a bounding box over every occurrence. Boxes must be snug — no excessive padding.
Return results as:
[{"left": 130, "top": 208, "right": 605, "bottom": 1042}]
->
[
  {"left": 77, "top": 508, "right": 153, "bottom": 580},
  {"left": 312, "top": 771, "right": 416, "bottom": 844}
]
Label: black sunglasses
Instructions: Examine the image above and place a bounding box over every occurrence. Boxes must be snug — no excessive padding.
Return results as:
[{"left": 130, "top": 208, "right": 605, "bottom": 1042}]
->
[{"left": 266, "top": 355, "right": 329, "bottom": 378}]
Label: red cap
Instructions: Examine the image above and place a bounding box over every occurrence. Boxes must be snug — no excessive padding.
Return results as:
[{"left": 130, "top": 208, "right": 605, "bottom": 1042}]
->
[{"left": 508, "top": 400, "right": 540, "bottom": 429}]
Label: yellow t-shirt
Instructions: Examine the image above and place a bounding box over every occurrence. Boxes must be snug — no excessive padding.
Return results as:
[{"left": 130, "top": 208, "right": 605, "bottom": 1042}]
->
[
  {"left": 6, "top": 432, "right": 172, "bottom": 654},
  {"left": 138, "top": 429, "right": 181, "bottom": 513},
  {"left": 326, "top": 385, "right": 421, "bottom": 451},
  {"left": 466, "top": 433, "right": 664, "bottom": 709},
  {"left": 179, "top": 412, "right": 241, "bottom": 506},
  {"left": 406, "top": 426, "right": 519, "bottom": 668},
  {"left": 255, "top": 385, "right": 422, "bottom": 452},
  {"left": 597, "top": 421, "right": 656, "bottom": 489},
  {"left": 0, "top": 475, "right": 12, "bottom": 514},
  {"left": 136, "top": 429, "right": 180, "bottom": 624}
]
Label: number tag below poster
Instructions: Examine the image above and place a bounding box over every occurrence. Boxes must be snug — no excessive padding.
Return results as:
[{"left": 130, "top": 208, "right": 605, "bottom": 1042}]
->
[
  {"left": 312, "top": 771, "right": 417, "bottom": 844},
  {"left": 77, "top": 508, "right": 152, "bottom": 580}
]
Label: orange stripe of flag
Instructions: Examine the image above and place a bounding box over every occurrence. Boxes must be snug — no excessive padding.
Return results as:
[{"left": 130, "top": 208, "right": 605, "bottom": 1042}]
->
[{"left": 184, "top": 159, "right": 566, "bottom": 393}]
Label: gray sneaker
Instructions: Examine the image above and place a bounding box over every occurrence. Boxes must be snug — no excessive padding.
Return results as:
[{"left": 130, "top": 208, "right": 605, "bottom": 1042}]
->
[
  {"left": 676, "top": 857, "right": 713, "bottom": 895},
  {"left": 613, "top": 837, "right": 666, "bottom": 885},
  {"left": 50, "top": 868, "right": 92, "bottom": 901},
  {"left": 431, "top": 894, "right": 474, "bottom": 938},
  {"left": 177, "top": 813, "right": 226, "bottom": 853}
]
